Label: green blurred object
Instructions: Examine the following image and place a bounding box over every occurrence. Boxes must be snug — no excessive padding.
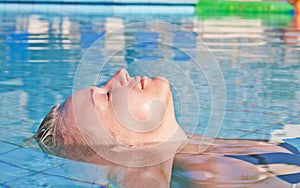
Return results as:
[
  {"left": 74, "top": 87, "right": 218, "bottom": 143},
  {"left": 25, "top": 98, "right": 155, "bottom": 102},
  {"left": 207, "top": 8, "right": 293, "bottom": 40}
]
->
[
  {"left": 195, "top": 0, "right": 294, "bottom": 13},
  {"left": 194, "top": 11, "right": 293, "bottom": 29}
]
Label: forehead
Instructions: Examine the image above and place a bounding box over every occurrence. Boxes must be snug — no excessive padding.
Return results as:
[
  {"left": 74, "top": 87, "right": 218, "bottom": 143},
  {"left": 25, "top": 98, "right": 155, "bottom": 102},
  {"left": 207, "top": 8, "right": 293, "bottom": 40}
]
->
[
  {"left": 61, "top": 87, "right": 91, "bottom": 109},
  {"left": 57, "top": 87, "right": 117, "bottom": 143},
  {"left": 73, "top": 87, "right": 94, "bottom": 100},
  {"left": 58, "top": 87, "right": 94, "bottom": 125}
]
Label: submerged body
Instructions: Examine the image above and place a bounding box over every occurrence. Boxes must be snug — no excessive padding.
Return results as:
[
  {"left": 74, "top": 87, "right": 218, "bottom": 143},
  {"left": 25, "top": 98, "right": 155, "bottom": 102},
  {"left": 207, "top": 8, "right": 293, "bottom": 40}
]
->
[
  {"left": 35, "top": 69, "right": 300, "bottom": 188},
  {"left": 172, "top": 137, "right": 300, "bottom": 188},
  {"left": 46, "top": 134, "right": 300, "bottom": 188}
]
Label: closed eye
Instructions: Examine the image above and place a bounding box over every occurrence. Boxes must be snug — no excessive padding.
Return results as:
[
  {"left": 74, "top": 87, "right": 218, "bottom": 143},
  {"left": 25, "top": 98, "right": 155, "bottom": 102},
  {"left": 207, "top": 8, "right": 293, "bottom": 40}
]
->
[{"left": 107, "top": 92, "right": 110, "bottom": 100}]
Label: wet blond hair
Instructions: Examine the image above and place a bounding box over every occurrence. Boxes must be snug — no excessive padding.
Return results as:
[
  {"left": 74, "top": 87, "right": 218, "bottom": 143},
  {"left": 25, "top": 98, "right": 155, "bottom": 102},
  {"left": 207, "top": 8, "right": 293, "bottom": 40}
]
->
[
  {"left": 34, "top": 104, "right": 112, "bottom": 164},
  {"left": 34, "top": 104, "right": 60, "bottom": 154}
]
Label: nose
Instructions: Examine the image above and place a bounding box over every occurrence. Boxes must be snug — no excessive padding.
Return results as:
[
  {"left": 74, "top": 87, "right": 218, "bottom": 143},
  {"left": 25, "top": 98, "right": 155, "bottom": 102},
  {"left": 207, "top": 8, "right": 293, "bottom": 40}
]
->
[
  {"left": 116, "top": 69, "right": 130, "bottom": 85},
  {"left": 104, "top": 69, "right": 130, "bottom": 89},
  {"left": 108, "top": 69, "right": 130, "bottom": 86}
]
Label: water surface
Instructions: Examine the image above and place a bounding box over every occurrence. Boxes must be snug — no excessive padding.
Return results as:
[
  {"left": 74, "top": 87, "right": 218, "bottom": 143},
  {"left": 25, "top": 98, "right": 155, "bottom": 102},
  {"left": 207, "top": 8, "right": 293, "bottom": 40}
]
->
[{"left": 0, "top": 4, "right": 300, "bottom": 187}]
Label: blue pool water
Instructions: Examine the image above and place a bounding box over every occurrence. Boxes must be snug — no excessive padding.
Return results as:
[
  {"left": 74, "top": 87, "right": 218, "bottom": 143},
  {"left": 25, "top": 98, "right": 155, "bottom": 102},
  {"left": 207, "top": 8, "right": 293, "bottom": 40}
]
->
[{"left": 0, "top": 4, "right": 300, "bottom": 187}]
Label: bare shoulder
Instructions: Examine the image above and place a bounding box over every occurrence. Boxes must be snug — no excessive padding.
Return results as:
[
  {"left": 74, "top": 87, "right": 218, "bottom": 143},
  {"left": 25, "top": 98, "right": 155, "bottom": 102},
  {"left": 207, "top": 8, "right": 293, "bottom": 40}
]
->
[
  {"left": 172, "top": 136, "right": 298, "bottom": 187},
  {"left": 173, "top": 152, "right": 292, "bottom": 188}
]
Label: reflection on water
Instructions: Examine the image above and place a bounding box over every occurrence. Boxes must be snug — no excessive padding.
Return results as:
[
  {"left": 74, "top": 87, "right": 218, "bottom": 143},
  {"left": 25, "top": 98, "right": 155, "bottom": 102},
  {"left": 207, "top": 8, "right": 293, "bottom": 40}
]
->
[{"left": 0, "top": 6, "right": 300, "bottom": 187}]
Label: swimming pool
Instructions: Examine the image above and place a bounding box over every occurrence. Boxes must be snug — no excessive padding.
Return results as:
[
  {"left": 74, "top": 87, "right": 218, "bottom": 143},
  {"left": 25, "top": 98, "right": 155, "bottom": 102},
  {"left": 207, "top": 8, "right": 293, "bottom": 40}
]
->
[{"left": 0, "top": 3, "right": 300, "bottom": 187}]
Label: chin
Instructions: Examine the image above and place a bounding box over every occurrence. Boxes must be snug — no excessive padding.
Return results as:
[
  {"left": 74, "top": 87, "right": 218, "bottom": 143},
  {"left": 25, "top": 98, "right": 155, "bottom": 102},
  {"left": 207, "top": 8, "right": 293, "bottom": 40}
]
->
[{"left": 154, "top": 76, "right": 169, "bottom": 85}]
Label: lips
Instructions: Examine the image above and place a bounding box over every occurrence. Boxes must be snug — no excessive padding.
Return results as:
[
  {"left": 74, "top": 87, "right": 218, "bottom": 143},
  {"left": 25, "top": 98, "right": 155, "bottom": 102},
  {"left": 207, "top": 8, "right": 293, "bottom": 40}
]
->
[
  {"left": 133, "top": 76, "right": 142, "bottom": 89},
  {"left": 140, "top": 78, "right": 145, "bottom": 89},
  {"left": 132, "top": 76, "right": 147, "bottom": 89},
  {"left": 141, "top": 76, "right": 148, "bottom": 89}
]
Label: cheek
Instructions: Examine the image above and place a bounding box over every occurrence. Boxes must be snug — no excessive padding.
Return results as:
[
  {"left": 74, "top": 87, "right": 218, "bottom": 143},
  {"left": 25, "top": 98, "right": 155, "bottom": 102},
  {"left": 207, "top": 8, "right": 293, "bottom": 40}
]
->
[
  {"left": 96, "top": 104, "right": 122, "bottom": 138},
  {"left": 128, "top": 89, "right": 170, "bottom": 123},
  {"left": 128, "top": 94, "right": 152, "bottom": 121},
  {"left": 101, "top": 84, "right": 172, "bottom": 127}
]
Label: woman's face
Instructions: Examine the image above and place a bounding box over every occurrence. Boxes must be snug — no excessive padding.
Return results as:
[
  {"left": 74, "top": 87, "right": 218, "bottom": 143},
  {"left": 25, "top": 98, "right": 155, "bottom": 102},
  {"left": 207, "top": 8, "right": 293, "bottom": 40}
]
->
[
  {"left": 96, "top": 69, "right": 171, "bottom": 128},
  {"left": 58, "top": 69, "right": 179, "bottom": 147}
]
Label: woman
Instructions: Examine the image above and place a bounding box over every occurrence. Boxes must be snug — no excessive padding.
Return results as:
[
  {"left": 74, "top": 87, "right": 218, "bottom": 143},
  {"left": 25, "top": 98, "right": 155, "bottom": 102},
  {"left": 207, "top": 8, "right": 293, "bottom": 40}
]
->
[{"left": 35, "top": 69, "right": 300, "bottom": 188}]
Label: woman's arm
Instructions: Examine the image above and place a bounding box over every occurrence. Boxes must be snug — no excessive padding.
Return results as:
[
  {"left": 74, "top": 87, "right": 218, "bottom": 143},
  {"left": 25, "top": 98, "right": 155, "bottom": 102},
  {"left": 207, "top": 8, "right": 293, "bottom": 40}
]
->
[{"left": 173, "top": 153, "right": 293, "bottom": 188}]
